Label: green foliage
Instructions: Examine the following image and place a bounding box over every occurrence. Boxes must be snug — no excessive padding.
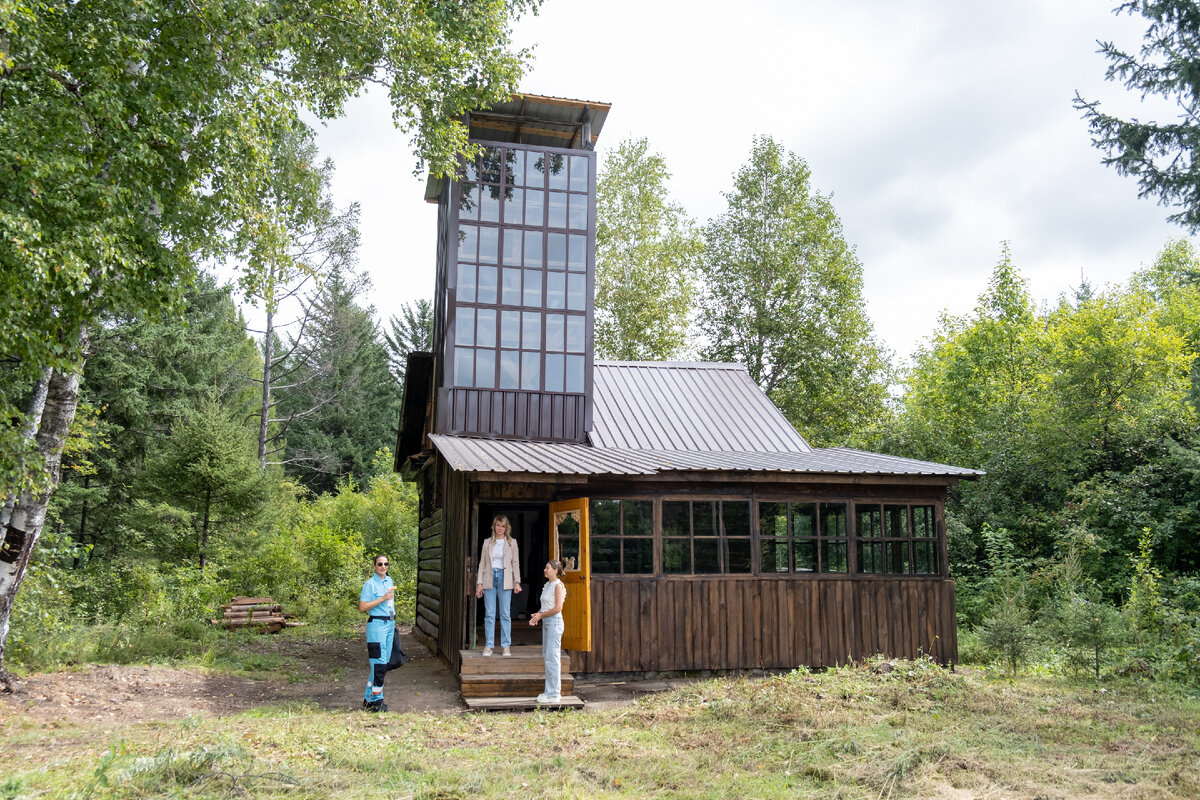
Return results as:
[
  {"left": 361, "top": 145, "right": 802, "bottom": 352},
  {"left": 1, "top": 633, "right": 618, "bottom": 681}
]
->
[
  {"left": 276, "top": 269, "right": 400, "bottom": 493},
  {"left": 699, "top": 136, "right": 891, "bottom": 446},
  {"left": 1076, "top": 2, "right": 1200, "bottom": 230},
  {"left": 595, "top": 137, "right": 702, "bottom": 360},
  {"left": 138, "top": 403, "right": 267, "bottom": 569},
  {"left": 1048, "top": 586, "right": 1125, "bottom": 681},
  {"left": 222, "top": 450, "right": 418, "bottom": 624},
  {"left": 1128, "top": 526, "right": 1166, "bottom": 635},
  {"left": 892, "top": 243, "right": 1200, "bottom": 582},
  {"left": 384, "top": 298, "right": 434, "bottom": 387},
  {"left": 979, "top": 595, "right": 1036, "bottom": 677},
  {"left": 50, "top": 275, "right": 260, "bottom": 558}
]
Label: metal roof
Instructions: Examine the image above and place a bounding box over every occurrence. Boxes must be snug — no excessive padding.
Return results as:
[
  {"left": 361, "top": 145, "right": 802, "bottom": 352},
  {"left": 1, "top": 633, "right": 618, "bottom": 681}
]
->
[
  {"left": 468, "top": 93, "right": 611, "bottom": 149},
  {"left": 428, "top": 435, "right": 984, "bottom": 478},
  {"left": 591, "top": 361, "right": 812, "bottom": 453},
  {"left": 427, "top": 361, "right": 983, "bottom": 479}
]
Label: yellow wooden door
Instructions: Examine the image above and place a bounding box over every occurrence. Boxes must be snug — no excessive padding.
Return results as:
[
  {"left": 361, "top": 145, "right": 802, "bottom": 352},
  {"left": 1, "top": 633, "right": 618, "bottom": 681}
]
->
[{"left": 549, "top": 498, "right": 592, "bottom": 652}]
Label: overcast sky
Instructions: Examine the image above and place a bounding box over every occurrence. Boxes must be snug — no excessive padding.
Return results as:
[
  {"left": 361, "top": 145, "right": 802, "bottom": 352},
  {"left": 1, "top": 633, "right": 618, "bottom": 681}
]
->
[{"left": 310, "top": 0, "right": 1193, "bottom": 363}]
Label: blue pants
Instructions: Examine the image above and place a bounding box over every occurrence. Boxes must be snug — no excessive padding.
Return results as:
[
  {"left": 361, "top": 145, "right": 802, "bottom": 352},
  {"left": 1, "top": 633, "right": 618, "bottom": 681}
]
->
[
  {"left": 482, "top": 567, "right": 512, "bottom": 648},
  {"left": 364, "top": 619, "right": 409, "bottom": 703},
  {"left": 542, "top": 614, "right": 563, "bottom": 697}
]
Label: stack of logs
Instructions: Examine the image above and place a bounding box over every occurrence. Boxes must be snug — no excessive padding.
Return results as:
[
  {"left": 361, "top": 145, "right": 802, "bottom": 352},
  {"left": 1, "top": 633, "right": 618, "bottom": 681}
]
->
[{"left": 213, "top": 597, "right": 300, "bottom": 633}]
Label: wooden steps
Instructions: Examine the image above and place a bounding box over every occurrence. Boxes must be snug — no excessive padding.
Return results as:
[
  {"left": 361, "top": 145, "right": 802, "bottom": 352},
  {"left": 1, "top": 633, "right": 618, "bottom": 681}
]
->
[
  {"left": 464, "top": 695, "right": 585, "bottom": 711},
  {"left": 459, "top": 645, "right": 575, "bottom": 700}
]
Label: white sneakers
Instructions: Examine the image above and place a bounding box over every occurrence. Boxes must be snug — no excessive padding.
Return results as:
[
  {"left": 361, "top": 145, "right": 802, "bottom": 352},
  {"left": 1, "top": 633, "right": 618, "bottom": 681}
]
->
[
  {"left": 482, "top": 647, "right": 493, "bottom": 656},
  {"left": 502, "top": 647, "right": 512, "bottom": 656},
  {"left": 536, "top": 693, "right": 561, "bottom": 704}
]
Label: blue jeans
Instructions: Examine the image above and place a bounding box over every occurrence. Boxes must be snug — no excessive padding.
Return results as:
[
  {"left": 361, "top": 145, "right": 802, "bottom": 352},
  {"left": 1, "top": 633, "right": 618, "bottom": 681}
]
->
[
  {"left": 542, "top": 614, "right": 563, "bottom": 697},
  {"left": 482, "top": 568, "right": 512, "bottom": 648}
]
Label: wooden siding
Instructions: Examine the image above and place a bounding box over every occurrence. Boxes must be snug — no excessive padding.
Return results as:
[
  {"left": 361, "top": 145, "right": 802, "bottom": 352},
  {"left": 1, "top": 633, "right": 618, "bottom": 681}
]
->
[
  {"left": 412, "top": 461, "right": 472, "bottom": 675},
  {"left": 440, "top": 388, "right": 588, "bottom": 442},
  {"left": 412, "top": 507, "right": 444, "bottom": 652},
  {"left": 569, "top": 577, "right": 958, "bottom": 673}
]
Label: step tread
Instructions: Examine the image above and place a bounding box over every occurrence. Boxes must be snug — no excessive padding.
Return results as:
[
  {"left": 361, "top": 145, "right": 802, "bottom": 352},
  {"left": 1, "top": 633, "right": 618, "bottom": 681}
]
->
[{"left": 464, "top": 695, "right": 585, "bottom": 711}]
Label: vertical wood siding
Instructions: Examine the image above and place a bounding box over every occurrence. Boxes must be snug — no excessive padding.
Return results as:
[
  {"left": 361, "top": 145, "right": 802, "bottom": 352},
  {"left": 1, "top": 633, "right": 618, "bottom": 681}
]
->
[
  {"left": 570, "top": 578, "right": 958, "bottom": 673},
  {"left": 441, "top": 388, "right": 587, "bottom": 442}
]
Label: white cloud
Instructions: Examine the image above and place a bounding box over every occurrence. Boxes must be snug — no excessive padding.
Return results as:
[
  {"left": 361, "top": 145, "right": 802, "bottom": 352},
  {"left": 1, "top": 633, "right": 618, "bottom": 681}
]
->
[{"left": 311, "top": 0, "right": 1194, "bottom": 360}]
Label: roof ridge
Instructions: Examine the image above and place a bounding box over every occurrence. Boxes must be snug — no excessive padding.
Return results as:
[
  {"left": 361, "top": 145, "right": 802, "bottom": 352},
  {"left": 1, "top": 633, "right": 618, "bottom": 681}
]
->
[{"left": 594, "top": 360, "right": 747, "bottom": 370}]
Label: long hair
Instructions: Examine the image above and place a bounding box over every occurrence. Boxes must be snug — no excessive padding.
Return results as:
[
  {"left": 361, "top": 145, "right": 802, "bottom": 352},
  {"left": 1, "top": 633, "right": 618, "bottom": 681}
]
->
[{"left": 491, "top": 514, "right": 512, "bottom": 540}]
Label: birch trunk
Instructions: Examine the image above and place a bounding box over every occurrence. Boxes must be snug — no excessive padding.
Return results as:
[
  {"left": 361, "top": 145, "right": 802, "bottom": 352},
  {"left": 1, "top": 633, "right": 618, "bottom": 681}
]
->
[
  {"left": 258, "top": 307, "right": 273, "bottom": 468},
  {"left": 0, "top": 367, "right": 54, "bottom": 530},
  {"left": 0, "top": 358, "right": 85, "bottom": 691}
]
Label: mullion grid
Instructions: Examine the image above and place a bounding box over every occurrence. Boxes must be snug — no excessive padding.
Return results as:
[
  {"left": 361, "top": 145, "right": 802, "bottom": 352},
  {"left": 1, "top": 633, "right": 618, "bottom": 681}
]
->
[
  {"left": 850, "top": 503, "right": 941, "bottom": 575},
  {"left": 452, "top": 143, "right": 589, "bottom": 393}
]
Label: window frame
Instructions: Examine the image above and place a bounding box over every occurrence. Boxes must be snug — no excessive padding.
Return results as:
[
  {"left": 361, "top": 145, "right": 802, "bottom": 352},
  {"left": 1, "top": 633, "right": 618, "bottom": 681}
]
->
[
  {"left": 447, "top": 140, "right": 594, "bottom": 395},
  {"left": 588, "top": 497, "right": 655, "bottom": 576}
]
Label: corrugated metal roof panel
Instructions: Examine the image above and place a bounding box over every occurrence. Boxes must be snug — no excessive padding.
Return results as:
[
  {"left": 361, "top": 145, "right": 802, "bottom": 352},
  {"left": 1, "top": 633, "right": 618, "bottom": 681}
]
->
[
  {"left": 428, "top": 435, "right": 984, "bottom": 478},
  {"left": 591, "top": 361, "right": 812, "bottom": 454}
]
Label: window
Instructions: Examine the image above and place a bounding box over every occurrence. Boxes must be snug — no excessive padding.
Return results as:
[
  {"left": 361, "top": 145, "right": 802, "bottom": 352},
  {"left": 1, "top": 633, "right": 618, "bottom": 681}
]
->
[
  {"left": 758, "top": 501, "right": 848, "bottom": 573},
  {"left": 590, "top": 499, "right": 653, "bottom": 574},
  {"left": 451, "top": 144, "right": 592, "bottom": 393},
  {"left": 854, "top": 503, "right": 940, "bottom": 575},
  {"left": 662, "top": 499, "right": 752, "bottom": 575}
]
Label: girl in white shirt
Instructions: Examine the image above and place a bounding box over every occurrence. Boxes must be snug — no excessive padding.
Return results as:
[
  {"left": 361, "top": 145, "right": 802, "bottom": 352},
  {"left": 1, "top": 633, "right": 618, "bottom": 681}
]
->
[{"left": 530, "top": 560, "right": 567, "bottom": 703}]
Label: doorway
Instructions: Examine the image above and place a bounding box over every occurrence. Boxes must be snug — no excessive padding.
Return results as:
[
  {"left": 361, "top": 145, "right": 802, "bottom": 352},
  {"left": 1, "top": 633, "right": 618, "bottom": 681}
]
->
[{"left": 471, "top": 503, "right": 549, "bottom": 649}]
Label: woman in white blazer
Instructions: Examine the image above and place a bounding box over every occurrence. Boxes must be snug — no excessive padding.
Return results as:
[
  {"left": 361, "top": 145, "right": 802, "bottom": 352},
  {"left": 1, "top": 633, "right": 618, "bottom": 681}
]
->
[{"left": 475, "top": 514, "right": 522, "bottom": 655}]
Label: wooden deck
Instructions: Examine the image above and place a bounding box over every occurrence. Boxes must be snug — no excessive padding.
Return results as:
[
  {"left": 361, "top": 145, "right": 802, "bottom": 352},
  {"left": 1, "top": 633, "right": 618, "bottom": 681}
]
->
[{"left": 459, "top": 645, "right": 576, "bottom": 700}]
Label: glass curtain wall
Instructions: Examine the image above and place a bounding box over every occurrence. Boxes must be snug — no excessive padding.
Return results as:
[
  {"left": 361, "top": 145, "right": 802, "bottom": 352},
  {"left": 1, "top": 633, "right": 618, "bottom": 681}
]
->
[{"left": 452, "top": 145, "right": 591, "bottom": 394}]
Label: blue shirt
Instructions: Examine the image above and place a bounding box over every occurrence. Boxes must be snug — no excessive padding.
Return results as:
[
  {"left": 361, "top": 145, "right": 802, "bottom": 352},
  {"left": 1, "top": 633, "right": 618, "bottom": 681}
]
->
[{"left": 360, "top": 574, "right": 395, "bottom": 617}]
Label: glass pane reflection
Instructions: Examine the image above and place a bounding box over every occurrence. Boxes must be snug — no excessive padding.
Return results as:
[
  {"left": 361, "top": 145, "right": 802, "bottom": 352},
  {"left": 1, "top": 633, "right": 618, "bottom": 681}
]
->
[
  {"left": 499, "top": 350, "right": 519, "bottom": 389},
  {"left": 521, "top": 351, "right": 540, "bottom": 390},
  {"left": 456, "top": 263, "right": 475, "bottom": 303},
  {"left": 545, "top": 353, "right": 564, "bottom": 392}
]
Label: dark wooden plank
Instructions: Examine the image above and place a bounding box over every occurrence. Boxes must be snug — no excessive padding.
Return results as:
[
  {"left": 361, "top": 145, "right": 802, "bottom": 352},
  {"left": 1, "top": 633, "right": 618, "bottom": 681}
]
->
[
  {"left": 464, "top": 695, "right": 585, "bottom": 711},
  {"left": 640, "top": 580, "right": 654, "bottom": 672},
  {"left": 658, "top": 576, "right": 674, "bottom": 674}
]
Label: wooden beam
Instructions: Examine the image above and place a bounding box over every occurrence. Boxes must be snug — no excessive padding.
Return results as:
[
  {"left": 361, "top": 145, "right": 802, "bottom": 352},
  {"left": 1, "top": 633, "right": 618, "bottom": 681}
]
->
[{"left": 470, "top": 119, "right": 601, "bottom": 145}]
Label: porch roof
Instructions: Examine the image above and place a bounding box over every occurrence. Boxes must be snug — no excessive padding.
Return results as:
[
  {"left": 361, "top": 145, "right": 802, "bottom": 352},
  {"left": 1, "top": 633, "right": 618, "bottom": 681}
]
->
[{"left": 427, "top": 435, "right": 983, "bottom": 479}]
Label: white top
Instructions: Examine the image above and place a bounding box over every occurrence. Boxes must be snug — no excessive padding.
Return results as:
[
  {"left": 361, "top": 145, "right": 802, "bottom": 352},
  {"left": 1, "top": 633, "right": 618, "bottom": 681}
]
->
[
  {"left": 490, "top": 540, "right": 506, "bottom": 570},
  {"left": 539, "top": 579, "right": 565, "bottom": 618}
]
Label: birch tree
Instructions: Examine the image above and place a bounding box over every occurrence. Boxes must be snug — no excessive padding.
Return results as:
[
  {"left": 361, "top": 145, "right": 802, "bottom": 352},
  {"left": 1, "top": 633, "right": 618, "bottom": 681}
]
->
[{"left": 0, "top": 0, "right": 536, "bottom": 689}]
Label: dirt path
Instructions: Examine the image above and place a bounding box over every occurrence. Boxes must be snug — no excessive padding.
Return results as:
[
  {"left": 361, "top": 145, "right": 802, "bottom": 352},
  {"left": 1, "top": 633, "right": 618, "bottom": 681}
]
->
[{"left": 0, "top": 626, "right": 464, "bottom": 726}]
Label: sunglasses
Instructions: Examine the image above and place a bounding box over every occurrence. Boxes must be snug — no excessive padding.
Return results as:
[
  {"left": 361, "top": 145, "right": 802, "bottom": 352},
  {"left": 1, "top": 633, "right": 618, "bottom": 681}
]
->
[{"left": 376, "top": 562, "right": 389, "bottom": 567}]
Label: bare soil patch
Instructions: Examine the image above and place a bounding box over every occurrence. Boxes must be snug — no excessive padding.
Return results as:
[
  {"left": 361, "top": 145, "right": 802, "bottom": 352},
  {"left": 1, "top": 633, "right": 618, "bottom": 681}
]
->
[{"left": 0, "top": 625, "right": 464, "bottom": 726}]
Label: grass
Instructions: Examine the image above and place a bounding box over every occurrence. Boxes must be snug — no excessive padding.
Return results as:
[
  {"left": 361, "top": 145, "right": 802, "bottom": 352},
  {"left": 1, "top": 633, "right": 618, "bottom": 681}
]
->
[
  {"left": 7, "top": 620, "right": 359, "bottom": 680},
  {"left": 3, "top": 657, "right": 1199, "bottom": 799}
]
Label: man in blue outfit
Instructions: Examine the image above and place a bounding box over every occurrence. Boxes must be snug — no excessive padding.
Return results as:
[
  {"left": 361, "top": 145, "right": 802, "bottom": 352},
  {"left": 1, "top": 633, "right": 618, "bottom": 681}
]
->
[{"left": 359, "top": 554, "right": 409, "bottom": 712}]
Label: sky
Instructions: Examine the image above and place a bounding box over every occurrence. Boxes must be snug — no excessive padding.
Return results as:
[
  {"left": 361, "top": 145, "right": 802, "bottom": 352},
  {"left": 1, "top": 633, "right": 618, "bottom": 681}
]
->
[{"left": 310, "top": 0, "right": 1194, "bottom": 363}]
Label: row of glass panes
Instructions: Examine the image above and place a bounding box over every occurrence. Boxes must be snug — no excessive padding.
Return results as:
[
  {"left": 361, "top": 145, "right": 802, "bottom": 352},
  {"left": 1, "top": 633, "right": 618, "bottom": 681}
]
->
[
  {"left": 453, "top": 347, "right": 586, "bottom": 393},
  {"left": 457, "top": 264, "right": 586, "bottom": 311},
  {"left": 589, "top": 499, "right": 939, "bottom": 576},
  {"left": 594, "top": 537, "right": 938, "bottom": 575},
  {"left": 459, "top": 226, "right": 587, "bottom": 270},
  {"left": 856, "top": 540, "right": 939, "bottom": 574},
  {"left": 454, "top": 308, "right": 585, "bottom": 353},
  {"left": 466, "top": 148, "right": 589, "bottom": 193},
  {"left": 459, "top": 185, "right": 587, "bottom": 231},
  {"left": 854, "top": 504, "right": 935, "bottom": 538}
]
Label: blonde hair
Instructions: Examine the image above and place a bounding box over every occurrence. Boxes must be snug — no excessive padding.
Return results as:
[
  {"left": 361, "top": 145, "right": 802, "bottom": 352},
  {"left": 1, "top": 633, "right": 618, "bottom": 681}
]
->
[{"left": 491, "top": 514, "right": 512, "bottom": 539}]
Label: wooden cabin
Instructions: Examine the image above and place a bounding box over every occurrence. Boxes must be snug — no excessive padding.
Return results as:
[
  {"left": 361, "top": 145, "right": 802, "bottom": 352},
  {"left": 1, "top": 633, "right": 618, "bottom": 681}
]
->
[{"left": 395, "top": 94, "right": 981, "bottom": 684}]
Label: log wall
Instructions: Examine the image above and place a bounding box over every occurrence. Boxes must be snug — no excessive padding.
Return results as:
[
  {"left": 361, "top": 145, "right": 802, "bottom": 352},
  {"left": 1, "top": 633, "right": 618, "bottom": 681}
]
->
[{"left": 569, "top": 576, "right": 957, "bottom": 673}]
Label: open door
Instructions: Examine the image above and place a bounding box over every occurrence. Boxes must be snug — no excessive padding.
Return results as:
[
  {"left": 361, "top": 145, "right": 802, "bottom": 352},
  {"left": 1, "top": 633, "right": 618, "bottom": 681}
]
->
[{"left": 549, "top": 498, "right": 591, "bottom": 652}]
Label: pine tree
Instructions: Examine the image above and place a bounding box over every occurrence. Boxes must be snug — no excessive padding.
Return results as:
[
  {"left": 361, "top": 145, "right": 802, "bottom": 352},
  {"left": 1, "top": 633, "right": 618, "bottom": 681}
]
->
[{"left": 276, "top": 270, "right": 400, "bottom": 494}]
